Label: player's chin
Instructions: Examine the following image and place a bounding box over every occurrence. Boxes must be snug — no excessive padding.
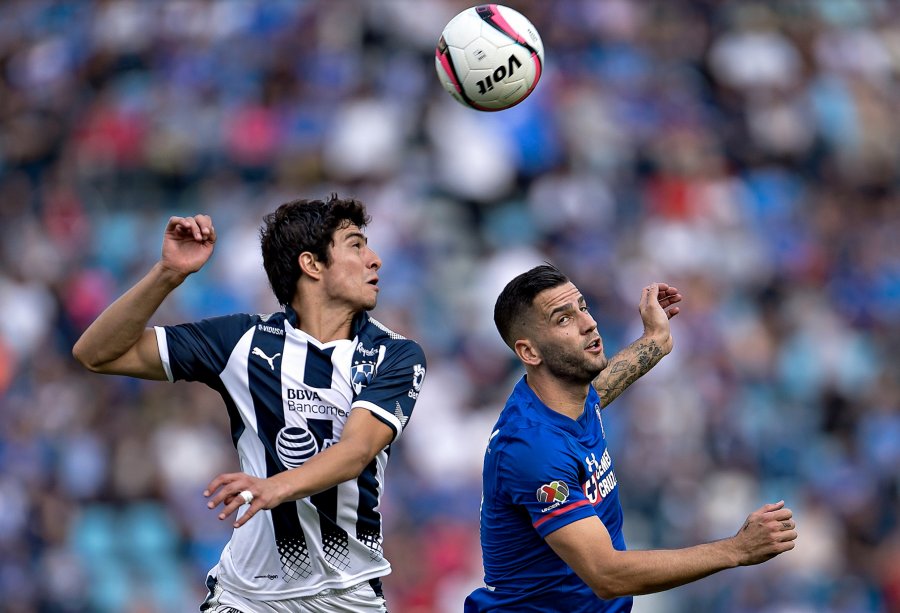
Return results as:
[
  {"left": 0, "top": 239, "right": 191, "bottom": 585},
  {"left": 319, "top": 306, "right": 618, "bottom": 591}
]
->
[{"left": 361, "top": 295, "right": 378, "bottom": 311}]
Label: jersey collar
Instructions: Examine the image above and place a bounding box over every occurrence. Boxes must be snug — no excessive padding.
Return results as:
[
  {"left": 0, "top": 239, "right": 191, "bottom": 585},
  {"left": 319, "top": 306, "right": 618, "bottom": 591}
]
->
[
  {"left": 515, "top": 375, "right": 596, "bottom": 436},
  {"left": 283, "top": 306, "right": 369, "bottom": 338}
]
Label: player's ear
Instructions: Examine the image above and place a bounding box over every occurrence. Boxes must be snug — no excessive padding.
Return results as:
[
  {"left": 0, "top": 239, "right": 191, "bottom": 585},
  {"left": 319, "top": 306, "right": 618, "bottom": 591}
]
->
[
  {"left": 298, "top": 252, "right": 323, "bottom": 279},
  {"left": 514, "top": 338, "right": 541, "bottom": 366}
]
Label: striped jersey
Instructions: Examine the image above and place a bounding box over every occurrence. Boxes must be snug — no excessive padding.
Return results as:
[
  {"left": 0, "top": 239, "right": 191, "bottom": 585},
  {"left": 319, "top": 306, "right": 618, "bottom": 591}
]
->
[
  {"left": 465, "top": 376, "right": 631, "bottom": 612},
  {"left": 154, "top": 307, "right": 426, "bottom": 600}
]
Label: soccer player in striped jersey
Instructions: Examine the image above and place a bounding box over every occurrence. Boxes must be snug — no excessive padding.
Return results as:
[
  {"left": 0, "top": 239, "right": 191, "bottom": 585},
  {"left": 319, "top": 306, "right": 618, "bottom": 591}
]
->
[
  {"left": 465, "top": 264, "right": 798, "bottom": 612},
  {"left": 73, "top": 195, "right": 425, "bottom": 612}
]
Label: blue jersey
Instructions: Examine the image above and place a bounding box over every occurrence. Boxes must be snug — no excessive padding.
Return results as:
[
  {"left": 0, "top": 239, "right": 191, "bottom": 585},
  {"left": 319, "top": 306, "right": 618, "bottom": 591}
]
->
[
  {"left": 155, "top": 308, "right": 425, "bottom": 600},
  {"left": 465, "top": 376, "right": 631, "bottom": 612}
]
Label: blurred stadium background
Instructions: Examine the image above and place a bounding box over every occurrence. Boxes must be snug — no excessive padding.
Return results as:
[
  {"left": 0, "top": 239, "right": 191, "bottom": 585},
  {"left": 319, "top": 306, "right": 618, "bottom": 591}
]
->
[{"left": 1, "top": 0, "right": 899, "bottom": 611}]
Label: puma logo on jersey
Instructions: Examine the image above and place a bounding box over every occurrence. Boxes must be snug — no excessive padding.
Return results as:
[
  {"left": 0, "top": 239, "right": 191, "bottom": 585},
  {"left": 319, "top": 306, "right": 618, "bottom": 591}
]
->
[{"left": 252, "top": 347, "right": 281, "bottom": 370}]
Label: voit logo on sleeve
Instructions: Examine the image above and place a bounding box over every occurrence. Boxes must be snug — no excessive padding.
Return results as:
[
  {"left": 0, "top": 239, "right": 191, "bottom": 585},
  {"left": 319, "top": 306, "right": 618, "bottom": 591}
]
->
[{"left": 537, "top": 480, "right": 569, "bottom": 513}]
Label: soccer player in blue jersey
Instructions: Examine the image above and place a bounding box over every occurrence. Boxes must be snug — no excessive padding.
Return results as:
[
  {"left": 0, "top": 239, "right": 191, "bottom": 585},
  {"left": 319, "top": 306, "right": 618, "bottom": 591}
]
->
[
  {"left": 73, "top": 195, "right": 426, "bottom": 612},
  {"left": 465, "top": 264, "right": 798, "bottom": 612}
]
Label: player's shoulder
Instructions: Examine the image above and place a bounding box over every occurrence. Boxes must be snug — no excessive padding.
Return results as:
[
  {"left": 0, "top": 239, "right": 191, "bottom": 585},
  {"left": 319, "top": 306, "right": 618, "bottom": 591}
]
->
[
  {"left": 361, "top": 315, "right": 406, "bottom": 341},
  {"left": 360, "top": 316, "right": 424, "bottom": 353},
  {"left": 488, "top": 418, "right": 579, "bottom": 485},
  {"left": 189, "top": 311, "right": 285, "bottom": 335},
  {"left": 491, "top": 405, "right": 568, "bottom": 453}
]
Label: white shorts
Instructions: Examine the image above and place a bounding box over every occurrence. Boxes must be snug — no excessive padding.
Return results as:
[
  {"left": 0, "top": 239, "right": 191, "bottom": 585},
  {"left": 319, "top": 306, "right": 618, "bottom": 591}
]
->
[{"left": 200, "top": 576, "right": 389, "bottom": 613}]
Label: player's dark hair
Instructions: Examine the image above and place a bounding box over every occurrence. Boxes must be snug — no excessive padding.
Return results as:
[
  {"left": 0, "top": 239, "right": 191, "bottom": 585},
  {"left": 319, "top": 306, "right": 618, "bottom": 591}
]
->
[
  {"left": 494, "top": 263, "right": 569, "bottom": 349},
  {"left": 260, "top": 194, "right": 370, "bottom": 307}
]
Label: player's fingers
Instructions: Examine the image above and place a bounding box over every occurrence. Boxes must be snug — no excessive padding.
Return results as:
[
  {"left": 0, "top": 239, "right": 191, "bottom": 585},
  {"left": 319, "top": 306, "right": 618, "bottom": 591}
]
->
[
  {"left": 775, "top": 529, "right": 798, "bottom": 543},
  {"left": 203, "top": 472, "right": 238, "bottom": 497},
  {"left": 213, "top": 484, "right": 252, "bottom": 514},
  {"left": 767, "top": 508, "right": 793, "bottom": 521},
  {"left": 234, "top": 501, "right": 263, "bottom": 528},
  {"left": 658, "top": 290, "right": 682, "bottom": 305},
  {"left": 217, "top": 497, "right": 243, "bottom": 521},
  {"left": 211, "top": 482, "right": 249, "bottom": 508},
  {"left": 174, "top": 216, "right": 203, "bottom": 240},
  {"left": 773, "top": 517, "right": 795, "bottom": 530},
  {"left": 666, "top": 306, "right": 680, "bottom": 319},
  {"left": 193, "top": 214, "right": 216, "bottom": 242},
  {"left": 642, "top": 283, "right": 659, "bottom": 308},
  {"left": 205, "top": 479, "right": 246, "bottom": 508},
  {"left": 761, "top": 500, "right": 785, "bottom": 513}
]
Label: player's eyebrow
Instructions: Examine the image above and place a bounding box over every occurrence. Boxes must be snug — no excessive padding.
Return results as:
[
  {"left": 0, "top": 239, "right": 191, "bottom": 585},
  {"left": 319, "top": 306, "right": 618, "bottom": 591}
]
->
[
  {"left": 343, "top": 231, "right": 368, "bottom": 244},
  {"left": 548, "top": 295, "right": 586, "bottom": 320}
]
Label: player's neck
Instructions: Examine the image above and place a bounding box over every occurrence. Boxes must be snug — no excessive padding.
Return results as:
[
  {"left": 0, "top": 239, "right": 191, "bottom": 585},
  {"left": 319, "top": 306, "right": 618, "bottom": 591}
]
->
[
  {"left": 289, "top": 296, "right": 357, "bottom": 343},
  {"left": 525, "top": 371, "right": 589, "bottom": 420}
]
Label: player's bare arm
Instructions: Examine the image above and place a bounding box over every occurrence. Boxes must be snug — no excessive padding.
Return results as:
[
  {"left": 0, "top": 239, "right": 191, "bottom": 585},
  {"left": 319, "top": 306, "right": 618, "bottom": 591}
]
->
[
  {"left": 593, "top": 282, "right": 682, "bottom": 407},
  {"left": 205, "top": 407, "right": 394, "bottom": 528},
  {"left": 545, "top": 500, "right": 797, "bottom": 600},
  {"left": 72, "top": 215, "right": 216, "bottom": 380}
]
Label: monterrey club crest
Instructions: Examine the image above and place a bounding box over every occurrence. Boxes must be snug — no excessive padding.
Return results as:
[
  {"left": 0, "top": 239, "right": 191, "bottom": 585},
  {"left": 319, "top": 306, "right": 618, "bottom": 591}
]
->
[
  {"left": 351, "top": 363, "right": 375, "bottom": 394},
  {"left": 537, "top": 480, "right": 570, "bottom": 504}
]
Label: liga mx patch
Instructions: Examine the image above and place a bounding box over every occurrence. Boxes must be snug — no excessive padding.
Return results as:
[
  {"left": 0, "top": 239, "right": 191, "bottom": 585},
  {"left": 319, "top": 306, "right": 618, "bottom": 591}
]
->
[{"left": 537, "top": 480, "right": 569, "bottom": 504}]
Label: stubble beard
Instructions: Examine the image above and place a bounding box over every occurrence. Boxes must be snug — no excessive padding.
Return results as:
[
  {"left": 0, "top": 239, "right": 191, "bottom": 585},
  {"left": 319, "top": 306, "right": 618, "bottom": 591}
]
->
[{"left": 542, "top": 343, "right": 607, "bottom": 386}]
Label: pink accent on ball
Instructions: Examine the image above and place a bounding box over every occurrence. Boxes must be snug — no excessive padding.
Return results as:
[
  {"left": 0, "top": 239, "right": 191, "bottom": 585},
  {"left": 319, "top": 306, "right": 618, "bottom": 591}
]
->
[{"left": 435, "top": 48, "right": 463, "bottom": 95}]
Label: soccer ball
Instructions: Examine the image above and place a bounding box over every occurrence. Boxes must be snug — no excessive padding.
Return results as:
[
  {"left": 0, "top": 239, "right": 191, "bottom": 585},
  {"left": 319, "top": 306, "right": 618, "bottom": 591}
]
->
[{"left": 435, "top": 4, "right": 544, "bottom": 111}]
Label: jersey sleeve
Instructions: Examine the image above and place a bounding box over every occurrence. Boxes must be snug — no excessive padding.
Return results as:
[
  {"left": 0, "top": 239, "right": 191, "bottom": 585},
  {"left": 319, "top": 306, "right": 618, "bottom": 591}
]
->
[
  {"left": 352, "top": 339, "right": 426, "bottom": 441},
  {"left": 497, "top": 430, "right": 596, "bottom": 539},
  {"left": 155, "top": 313, "right": 256, "bottom": 385}
]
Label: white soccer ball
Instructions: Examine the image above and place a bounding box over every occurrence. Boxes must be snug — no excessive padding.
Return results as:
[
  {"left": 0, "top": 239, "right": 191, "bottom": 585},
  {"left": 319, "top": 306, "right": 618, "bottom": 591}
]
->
[{"left": 435, "top": 4, "right": 544, "bottom": 111}]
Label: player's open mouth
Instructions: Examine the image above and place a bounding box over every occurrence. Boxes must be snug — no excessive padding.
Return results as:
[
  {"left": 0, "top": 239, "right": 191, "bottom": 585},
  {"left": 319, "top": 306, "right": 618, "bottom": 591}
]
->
[{"left": 585, "top": 338, "right": 602, "bottom": 353}]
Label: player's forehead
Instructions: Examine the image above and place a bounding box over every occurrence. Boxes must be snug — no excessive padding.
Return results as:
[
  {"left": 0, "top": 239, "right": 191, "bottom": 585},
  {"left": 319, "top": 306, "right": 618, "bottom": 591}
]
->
[{"left": 533, "top": 282, "right": 583, "bottom": 315}]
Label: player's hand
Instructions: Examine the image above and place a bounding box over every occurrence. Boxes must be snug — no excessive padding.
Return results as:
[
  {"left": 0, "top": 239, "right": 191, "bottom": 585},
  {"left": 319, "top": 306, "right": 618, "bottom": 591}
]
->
[
  {"left": 638, "top": 282, "right": 682, "bottom": 354},
  {"left": 161, "top": 215, "right": 216, "bottom": 276},
  {"left": 204, "top": 472, "right": 284, "bottom": 528},
  {"left": 731, "top": 500, "right": 798, "bottom": 566}
]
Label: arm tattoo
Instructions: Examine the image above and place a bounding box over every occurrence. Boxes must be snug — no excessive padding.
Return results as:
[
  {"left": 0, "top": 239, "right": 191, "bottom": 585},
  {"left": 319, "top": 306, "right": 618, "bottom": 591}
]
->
[{"left": 593, "top": 338, "right": 664, "bottom": 407}]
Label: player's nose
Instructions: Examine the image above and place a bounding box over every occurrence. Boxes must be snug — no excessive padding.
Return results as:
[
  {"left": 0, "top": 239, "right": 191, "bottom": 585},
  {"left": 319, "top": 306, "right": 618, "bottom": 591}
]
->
[
  {"left": 368, "top": 247, "right": 382, "bottom": 271},
  {"left": 580, "top": 310, "right": 597, "bottom": 333}
]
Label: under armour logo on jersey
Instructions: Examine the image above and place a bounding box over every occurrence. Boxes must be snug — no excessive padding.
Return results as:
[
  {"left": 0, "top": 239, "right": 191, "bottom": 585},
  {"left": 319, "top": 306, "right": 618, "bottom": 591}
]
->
[
  {"left": 394, "top": 402, "right": 409, "bottom": 428},
  {"left": 252, "top": 347, "right": 281, "bottom": 370}
]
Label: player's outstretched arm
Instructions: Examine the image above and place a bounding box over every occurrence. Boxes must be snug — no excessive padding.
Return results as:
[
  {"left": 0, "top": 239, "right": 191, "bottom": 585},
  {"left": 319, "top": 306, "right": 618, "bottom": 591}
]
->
[
  {"left": 72, "top": 215, "right": 216, "bottom": 380},
  {"left": 593, "top": 282, "right": 682, "bottom": 407},
  {"left": 545, "top": 500, "right": 797, "bottom": 600},
  {"left": 204, "top": 408, "right": 394, "bottom": 528}
]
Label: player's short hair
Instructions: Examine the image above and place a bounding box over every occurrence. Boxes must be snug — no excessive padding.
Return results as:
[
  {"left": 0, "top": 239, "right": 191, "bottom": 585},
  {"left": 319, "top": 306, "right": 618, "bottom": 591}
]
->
[
  {"left": 494, "top": 263, "right": 569, "bottom": 349},
  {"left": 260, "top": 194, "right": 371, "bottom": 306}
]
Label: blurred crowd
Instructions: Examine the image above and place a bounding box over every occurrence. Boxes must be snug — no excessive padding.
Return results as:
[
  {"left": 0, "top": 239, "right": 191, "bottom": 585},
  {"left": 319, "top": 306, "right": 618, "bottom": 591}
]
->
[{"left": 1, "top": 0, "right": 899, "bottom": 611}]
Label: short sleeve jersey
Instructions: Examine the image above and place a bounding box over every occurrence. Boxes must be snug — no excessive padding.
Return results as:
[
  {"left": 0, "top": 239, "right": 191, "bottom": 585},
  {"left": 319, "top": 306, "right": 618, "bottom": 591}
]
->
[
  {"left": 155, "top": 308, "right": 425, "bottom": 600},
  {"left": 465, "top": 376, "right": 631, "bottom": 612}
]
